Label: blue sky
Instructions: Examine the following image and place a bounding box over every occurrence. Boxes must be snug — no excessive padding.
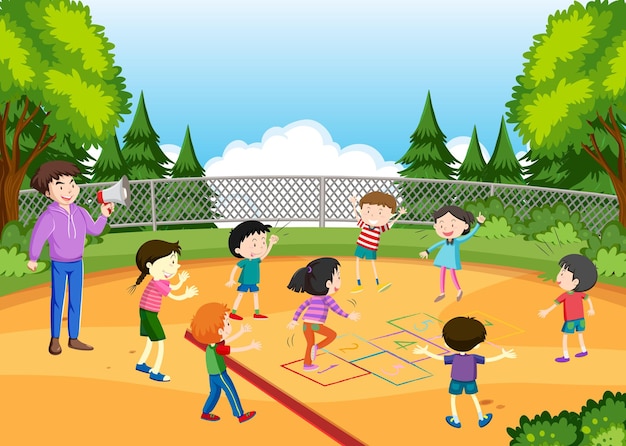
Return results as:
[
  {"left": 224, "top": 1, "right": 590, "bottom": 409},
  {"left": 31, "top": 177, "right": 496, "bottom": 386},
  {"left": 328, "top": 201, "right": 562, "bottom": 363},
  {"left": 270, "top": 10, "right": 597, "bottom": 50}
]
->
[{"left": 86, "top": 0, "right": 574, "bottom": 168}]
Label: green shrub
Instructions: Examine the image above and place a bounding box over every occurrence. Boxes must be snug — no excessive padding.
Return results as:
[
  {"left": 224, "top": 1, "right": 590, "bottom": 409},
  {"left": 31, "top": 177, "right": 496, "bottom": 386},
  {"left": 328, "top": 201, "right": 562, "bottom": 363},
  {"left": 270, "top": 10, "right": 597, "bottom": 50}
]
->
[
  {"left": 515, "top": 203, "right": 592, "bottom": 243},
  {"left": 535, "top": 222, "right": 582, "bottom": 245},
  {"left": 0, "top": 246, "right": 47, "bottom": 277},
  {"left": 579, "top": 391, "right": 626, "bottom": 444},
  {"left": 0, "top": 220, "right": 33, "bottom": 252},
  {"left": 593, "top": 246, "right": 626, "bottom": 278},
  {"left": 583, "top": 424, "right": 625, "bottom": 446},
  {"left": 477, "top": 215, "right": 515, "bottom": 239},
  {"left": 507, "top": 410, "right": 581, "bottom": 446}
]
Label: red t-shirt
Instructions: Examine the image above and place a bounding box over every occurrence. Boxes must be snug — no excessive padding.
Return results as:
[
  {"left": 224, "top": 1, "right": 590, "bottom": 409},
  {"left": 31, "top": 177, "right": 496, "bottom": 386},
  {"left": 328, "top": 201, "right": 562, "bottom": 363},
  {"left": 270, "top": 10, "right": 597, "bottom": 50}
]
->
[{"left": 555, "top": 291, "right": 588, "bottom": 321}]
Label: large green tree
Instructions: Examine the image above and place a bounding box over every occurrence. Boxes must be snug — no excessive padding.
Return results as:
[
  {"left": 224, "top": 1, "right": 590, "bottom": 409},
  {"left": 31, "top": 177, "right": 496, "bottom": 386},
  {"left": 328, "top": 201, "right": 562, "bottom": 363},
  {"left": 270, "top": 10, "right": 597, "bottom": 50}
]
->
[
  {"left": 507, "top": 0, "right": 626, "bottom": 224},
  {"left": 171, "top": 126, "right": 204, "bottom": 178},
  {"left": 457, "top": 126, "right": 487, "bottom": 182},
  {"left": 122, "top": 91, "right": 170, "bottom": 180},
  {"left": 482, "top": 117, "right": 524, "bottom": 185},
  {"left": 0, "top": 0, "right": 131, "bottom": 232},
  {"left": 397, "top": 91, "right": 457, "bottom": 179},
  {"left": 91, "top": 133, "right": 129, "bottom": 183}
]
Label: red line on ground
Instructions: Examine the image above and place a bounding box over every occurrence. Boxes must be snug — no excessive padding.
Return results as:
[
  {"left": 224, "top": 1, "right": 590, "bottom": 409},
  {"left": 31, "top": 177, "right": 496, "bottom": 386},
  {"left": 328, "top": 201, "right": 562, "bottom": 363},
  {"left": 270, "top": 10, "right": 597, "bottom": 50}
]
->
[{"left": 184, "top": 330, "right": 366, "bottom": 446}]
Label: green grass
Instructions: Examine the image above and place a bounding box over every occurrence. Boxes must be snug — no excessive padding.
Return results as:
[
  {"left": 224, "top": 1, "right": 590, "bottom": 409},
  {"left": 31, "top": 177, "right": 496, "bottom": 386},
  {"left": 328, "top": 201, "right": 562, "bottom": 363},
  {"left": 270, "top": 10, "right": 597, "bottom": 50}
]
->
[{"left": 2, "top": 227, "right": 625, "bottom": 297}]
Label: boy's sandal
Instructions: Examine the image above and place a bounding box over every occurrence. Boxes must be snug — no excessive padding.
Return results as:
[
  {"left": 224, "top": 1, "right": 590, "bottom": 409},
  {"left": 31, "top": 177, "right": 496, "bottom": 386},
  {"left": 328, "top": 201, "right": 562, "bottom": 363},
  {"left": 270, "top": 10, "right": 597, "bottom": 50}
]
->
[
  {"left": 149, "top": 371, "right": 170, "bottom": 382},
  {"left": 135, "top": 363, "right": 151, "bottom": 373},
  {"left": 445, "top": 416, "right": 461, "bottom": 428}
]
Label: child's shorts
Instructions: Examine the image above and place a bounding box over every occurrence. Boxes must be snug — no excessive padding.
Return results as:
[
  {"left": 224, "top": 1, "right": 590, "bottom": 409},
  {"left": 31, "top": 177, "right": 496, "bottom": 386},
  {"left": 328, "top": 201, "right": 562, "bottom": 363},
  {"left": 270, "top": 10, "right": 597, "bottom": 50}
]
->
[
  {"left": 237, "top": 283, "right": 260, "bottom": 292},
  {"left": 355, "top": 245, "right": 377, "bottom": 260},
  {"left": 449, "top": 379, "right": 478, "bottom": 395},
  {"left": 140, "top": 308, "right": 166, "bottom": 341},
  {"left": 562, "top": 318, "right": 585, "bottom": 334}
]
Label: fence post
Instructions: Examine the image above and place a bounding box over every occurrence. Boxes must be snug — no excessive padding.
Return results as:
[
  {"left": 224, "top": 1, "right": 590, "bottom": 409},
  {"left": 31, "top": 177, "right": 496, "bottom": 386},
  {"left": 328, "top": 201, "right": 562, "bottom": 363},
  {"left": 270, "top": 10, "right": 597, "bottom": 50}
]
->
[
  {"left": 150, "top": 180, "right": 157, "bottom": 231},
  {"left": 490, "top": 184, "right": 495, "bottom": 197},
  {"left": 319, "top": 176, "right": 326, "bottom": 228}
]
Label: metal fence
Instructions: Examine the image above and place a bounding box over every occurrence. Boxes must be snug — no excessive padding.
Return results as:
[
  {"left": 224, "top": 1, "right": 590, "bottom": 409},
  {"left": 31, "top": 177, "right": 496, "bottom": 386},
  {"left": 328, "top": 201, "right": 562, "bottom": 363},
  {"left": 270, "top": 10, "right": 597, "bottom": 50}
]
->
[{"left": 17, "top": 176, "right": 619, "bottom": 232}]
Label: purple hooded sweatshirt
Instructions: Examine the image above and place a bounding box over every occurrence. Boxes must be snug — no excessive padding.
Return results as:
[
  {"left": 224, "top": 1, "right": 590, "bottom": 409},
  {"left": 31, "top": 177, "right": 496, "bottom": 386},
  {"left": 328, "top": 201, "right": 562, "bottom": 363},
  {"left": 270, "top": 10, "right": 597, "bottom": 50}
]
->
[{"left": 29, "top": 202, "right": 108, "bottom": 262}]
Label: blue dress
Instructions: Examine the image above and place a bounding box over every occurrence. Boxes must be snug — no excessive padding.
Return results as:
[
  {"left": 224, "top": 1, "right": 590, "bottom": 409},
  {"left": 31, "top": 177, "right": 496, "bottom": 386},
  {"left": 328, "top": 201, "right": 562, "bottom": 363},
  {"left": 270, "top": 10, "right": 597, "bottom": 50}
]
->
[{"left": 426, "top": 224, "right": 481, "bottom": 270}]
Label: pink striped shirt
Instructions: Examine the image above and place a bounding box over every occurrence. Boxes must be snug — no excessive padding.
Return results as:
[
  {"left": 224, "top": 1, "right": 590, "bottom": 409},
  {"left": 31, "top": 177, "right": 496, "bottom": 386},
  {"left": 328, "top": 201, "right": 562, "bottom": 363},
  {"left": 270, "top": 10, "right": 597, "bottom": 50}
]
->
[
  {"left": 356, "top": 219, "right": 389, "bottom": 251},
  {"left": 292, "top": 295, "right": 349, "bottom": 324},
  {"left": 139, "top": 279, "right": 171, "bottom": 313}
]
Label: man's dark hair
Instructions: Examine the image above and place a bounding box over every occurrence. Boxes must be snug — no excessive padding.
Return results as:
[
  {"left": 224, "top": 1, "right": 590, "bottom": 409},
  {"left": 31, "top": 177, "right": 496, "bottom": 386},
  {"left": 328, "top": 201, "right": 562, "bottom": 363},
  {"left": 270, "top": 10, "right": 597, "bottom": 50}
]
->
[
  {"left": 559, "top": 254, "right": 598, "bottom": 292},
  {"left": 30, "top": 160, "right": 81, "bottom": 195},
  {"left": 442, "top": 316, "right": 486, "bottom": 352}
]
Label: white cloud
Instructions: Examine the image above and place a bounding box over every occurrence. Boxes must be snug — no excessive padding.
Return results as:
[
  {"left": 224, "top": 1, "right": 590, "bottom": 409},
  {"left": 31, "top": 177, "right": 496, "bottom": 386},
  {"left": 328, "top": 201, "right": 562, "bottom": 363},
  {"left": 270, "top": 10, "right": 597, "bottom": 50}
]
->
[
  {"left": 204, "top": 120, "right": 400, "bottom": 177},
  {"left": 446, "top": 136, "right": 490, "bottom": 168}
]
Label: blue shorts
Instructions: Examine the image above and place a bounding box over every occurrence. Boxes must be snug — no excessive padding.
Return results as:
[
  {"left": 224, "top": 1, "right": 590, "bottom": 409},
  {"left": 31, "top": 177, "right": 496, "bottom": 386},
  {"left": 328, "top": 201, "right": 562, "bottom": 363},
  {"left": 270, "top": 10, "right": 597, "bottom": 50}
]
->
[
  {"left": 237, "top": 283, "right": 259, "bottom": 292},
  {"left": 562, "top": 318, "right": 585, "bottom": 334},
  {"left": 355, "top": 245, "right": 377, "bottom": 260},
  {"left": 449, "top": 379, "right": 478, "bottom": 395}
]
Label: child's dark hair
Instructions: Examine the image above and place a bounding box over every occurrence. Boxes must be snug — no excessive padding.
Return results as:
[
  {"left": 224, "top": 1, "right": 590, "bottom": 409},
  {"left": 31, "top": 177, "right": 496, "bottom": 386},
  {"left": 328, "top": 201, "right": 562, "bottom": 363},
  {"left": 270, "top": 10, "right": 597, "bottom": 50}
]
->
[
  {"left": 559, "top": 254, "right": 597, "bottom": 292},
  {"left": 128, "top": 240, "right": 182, "bottom": 294},
  {"left": 442, "top": 316, "right": 486, "bottom": 352},
  {"left": 432, "top": 205, "right": 475, "bottom": 235},
  {"left": 228, "top": 220, "right": 272, "bottom": 258},
  {"left": 287, "top": 257, "right": 340, "bottom": 296}
]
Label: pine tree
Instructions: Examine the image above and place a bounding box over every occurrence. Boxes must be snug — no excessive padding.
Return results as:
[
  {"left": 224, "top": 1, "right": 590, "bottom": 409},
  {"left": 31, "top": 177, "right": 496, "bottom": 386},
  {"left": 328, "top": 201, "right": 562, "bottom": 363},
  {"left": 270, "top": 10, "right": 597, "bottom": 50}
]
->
[
  {"left": 482, "top": 117, "right": 524, "bottom": 184},
  {"left": 397, "top": 91, "right": 457, "bottom": 179},
  {"left": 457, "top": 126, "right": 487, "bottom": 182},
  {"left": 171, "top": 126, "right": 205, "bottom": 178},
  {"left": 122, "top": 91, "right": 170, "bottom": 180},
  {"left": 91, "top": 134, "right": 130, "bottom": 183}
]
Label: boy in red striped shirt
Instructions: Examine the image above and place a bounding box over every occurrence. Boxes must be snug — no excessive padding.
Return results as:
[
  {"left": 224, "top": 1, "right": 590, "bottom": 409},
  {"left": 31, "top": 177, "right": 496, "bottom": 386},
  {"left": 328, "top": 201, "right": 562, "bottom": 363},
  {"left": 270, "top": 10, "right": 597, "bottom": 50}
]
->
[{"left": 349, "top": 191, "right": 406, "bottom": 293}]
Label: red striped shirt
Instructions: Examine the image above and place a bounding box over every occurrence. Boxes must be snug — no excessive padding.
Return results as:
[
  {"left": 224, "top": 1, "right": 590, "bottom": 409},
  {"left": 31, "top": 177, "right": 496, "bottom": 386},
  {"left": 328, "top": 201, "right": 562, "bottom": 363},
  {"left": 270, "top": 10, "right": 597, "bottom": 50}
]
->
[
  {"left": 356, "top": 219, "right": 389, "bottom": 251},
  {"left": 139, "top": 279, "right": 171, "bottom": 312}
]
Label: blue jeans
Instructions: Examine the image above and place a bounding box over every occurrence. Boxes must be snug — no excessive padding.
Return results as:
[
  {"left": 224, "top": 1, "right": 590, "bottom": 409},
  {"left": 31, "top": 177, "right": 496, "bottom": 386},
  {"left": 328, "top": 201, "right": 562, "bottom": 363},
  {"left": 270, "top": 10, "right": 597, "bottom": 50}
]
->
[
  {"left": 50, "top": 260, "right": 83, "bottom": 339},
  {"left": 203, "top": 371, "right": 244, "bottom": 418}
]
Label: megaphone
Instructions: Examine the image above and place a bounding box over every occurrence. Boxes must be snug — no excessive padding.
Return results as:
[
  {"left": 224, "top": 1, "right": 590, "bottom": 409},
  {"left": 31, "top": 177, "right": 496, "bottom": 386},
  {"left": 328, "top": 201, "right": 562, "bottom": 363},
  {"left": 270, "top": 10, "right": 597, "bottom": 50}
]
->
[{"left": 97, "top": 176, "right": 131, "bottom": 207}]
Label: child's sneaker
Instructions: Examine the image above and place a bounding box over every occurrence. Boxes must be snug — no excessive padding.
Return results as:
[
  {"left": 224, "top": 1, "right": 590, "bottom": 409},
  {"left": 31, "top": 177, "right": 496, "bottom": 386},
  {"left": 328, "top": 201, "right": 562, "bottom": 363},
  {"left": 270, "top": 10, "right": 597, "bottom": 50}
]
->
[
  {"left": 201, "top": 413, "right": 220, "bottom": 422},
  {"left": 555, "top": 356, "right": 570, "bottom": 363},
  {"left": 456, "top": 290, "right": 463, "bottom": 301},
  {"left": 303, "top": 364, "right": 319, "bottom": 372},
  {"left": 149, "top": 371, "right": 171, "bottom": 382},
  {"left": 135, "top": 363, "right": 151, "bottom": 374},
  {"left": 238, "top": 411, "right": 256, "bottom": 423},
  {"left": 230, "top": 313, "right": 243, "bottom": 320},
  {"left": 350, "top": 285, "right": 364, "bottom": 294},
  {"left": 311, "top": 344, "right": 318, "bottom": 361},
  {"left": 575, "top": 351, "right": 588, "bottom": 358},
  {"left": 377, "top": 282, "right": 392, "bottom": 293},
  {"left": 478, "top": 413, "right": 493, "bottom": 428},
  {"left": 434, "top": 293, "right": 446, "bottom": 302},
  {"left": 253, "top": 313, "right": 268, "bottom": 319},
  {"left": 445, "top": 416, "right": 461, "bottom": 428}
]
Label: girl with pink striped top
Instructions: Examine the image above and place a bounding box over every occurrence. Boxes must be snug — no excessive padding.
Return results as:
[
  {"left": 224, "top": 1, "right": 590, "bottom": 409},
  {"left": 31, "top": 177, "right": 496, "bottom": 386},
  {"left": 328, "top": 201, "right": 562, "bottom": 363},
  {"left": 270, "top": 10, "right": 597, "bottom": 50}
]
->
[
  {"left": 128, "top": 240, "right": 198, "bottom": 382},
  {"left": 286, "top": 258, "right": 360, "bottom": 372}
]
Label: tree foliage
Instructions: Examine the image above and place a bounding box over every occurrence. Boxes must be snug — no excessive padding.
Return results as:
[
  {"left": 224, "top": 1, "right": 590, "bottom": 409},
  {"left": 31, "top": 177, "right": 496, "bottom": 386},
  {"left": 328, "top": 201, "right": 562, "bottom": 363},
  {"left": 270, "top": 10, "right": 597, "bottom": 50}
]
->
[
  {"left": 482, "top": 117, "right": 524, "bottom": 185},
  {"left": 91, "top": 133, "right": 129, "bottom": 183},
  {"left": 457, "top": 126, "right": 487, "bottom": 182}
]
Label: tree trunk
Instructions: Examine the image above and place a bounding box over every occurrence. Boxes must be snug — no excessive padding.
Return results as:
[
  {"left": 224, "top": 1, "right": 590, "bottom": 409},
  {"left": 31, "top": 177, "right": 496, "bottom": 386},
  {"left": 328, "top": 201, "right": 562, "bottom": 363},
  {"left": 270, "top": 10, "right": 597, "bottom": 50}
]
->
[
  {"left": 0, "top": 167, "right": 24, "bottom": 233},
  {"left": 614, "top": 178, "right": 626, "bottom": 227}
]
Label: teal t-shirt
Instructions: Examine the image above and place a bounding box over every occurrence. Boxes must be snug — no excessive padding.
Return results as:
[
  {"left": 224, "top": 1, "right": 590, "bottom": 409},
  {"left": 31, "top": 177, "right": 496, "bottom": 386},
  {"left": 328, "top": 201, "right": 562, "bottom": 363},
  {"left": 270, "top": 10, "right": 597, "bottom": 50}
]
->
[
  {"left": 205, "top": 342, "right": 227, "bottom": 375},
  {"left": 237, "top": 258, "right": 261, "bottom": 285}
]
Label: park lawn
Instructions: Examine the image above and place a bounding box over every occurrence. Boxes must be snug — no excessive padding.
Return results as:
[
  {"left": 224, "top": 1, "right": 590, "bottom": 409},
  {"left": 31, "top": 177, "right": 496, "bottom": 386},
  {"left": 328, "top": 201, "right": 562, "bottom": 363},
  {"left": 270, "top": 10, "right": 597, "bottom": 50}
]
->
[{"left": 2, "top": 227, "right": 624, "bottom": 297}]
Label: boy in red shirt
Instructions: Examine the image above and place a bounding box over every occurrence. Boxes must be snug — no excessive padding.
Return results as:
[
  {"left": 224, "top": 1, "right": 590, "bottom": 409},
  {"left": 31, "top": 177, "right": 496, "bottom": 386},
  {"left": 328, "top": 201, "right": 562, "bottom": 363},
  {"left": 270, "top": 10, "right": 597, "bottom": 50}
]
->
[{"left": 539, "top": 254, "right": 597, "bottom": 363}]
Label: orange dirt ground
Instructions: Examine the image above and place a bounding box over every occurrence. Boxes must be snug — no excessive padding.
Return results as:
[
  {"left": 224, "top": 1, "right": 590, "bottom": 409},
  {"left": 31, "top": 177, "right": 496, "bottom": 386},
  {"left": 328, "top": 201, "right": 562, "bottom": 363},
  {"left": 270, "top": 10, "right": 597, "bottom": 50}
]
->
[{"left": 1, "top": 256, "right": 625, "bottom": 445}]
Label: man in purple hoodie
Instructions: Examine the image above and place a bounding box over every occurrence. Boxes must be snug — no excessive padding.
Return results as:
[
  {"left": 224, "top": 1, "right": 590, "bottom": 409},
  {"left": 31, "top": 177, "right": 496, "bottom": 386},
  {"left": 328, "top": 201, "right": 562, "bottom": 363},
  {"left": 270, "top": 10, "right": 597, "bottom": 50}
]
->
[{"left": 27, "top": 161, "right": 114, "bottom": 355}]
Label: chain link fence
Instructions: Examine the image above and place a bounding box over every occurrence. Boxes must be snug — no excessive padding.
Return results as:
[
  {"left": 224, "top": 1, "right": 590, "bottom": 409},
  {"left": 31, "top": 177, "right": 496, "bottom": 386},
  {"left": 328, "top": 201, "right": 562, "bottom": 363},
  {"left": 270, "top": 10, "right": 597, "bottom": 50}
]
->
[{"left": 18, "top": 176, "right": 619, "bottom": 232}]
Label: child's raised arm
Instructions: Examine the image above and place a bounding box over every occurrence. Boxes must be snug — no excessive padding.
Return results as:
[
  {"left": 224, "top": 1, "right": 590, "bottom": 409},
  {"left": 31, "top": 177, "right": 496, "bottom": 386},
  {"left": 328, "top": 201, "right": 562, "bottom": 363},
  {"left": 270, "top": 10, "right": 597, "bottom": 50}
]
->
[
  {"left": 225, "top": 265, "right": 240, "bottom": 288},
  {"left": 225, "top": 323, "right": 252, "bottom": 344},
  {"left": 389, "top": 207, "right": 407, "bottom": 227},
  {"left": 485, "top": 348, "right": 517, "bottom": 363},
  {"left": 168, "top": 285, "right": 198, "bottom": 301},
  {"left": 260, "top": 234, "right": 279, "bottom": 260},
  {"left": 349, "top": 196, "right": 361, "bottom": 220},
  {"left": 230, "top": 339, "right": 262, "bottom": 353},
  {"left": 170, "top": 270, "right": 190, "bottom": 291},
  {"left": 413, "top": 344, "right": 445, "bottom": 361}
]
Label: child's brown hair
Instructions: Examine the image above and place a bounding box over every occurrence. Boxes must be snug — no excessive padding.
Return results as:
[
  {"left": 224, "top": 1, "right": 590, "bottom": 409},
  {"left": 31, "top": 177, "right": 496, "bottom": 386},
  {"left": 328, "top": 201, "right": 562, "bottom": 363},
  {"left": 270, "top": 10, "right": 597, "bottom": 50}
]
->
[
  {"left": 191, "top": 303, "right": 230, "bottom": 344},
  {"left": 359, "top": 191, "right": 397, "bottom": 213},
  {"left": 128, "top": 240, "right": 182, "bottom": 294},
  {"left": 30, "top": 160, "right": 81, "bottom": 195},
  {"left": 442, "top": 316, "right": 486, "bottom": 352}
]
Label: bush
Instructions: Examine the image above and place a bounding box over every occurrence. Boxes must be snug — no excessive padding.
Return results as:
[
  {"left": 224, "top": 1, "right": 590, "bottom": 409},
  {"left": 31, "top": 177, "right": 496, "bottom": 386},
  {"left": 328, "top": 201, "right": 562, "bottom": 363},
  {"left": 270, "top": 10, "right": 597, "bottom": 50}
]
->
[
  {"left": 583, "top": 425, "right": 625, "bottom": 446},
  {"left": 579, "top": 391, "right": 626, "bottom": 444},
  {"left": 593, "top": 247, "right": 626, "bottom": 278},
  {"left": 464, "top": 197, "right": 519, "bottom": 239},
  {"left": 582, "top": 222, "right": 626, "bottom": 278},
  {"left": 515, "top": 203, "right": 592, "bottom": 244},
  {"left": 535, "top": 222, "right": 582, "bottom": 245},
  {"left": 0, "top": 246, "right": 46, "bottom": 277},
  {"left": 507, "top": 410, "right": 581, "bottom": 446}
]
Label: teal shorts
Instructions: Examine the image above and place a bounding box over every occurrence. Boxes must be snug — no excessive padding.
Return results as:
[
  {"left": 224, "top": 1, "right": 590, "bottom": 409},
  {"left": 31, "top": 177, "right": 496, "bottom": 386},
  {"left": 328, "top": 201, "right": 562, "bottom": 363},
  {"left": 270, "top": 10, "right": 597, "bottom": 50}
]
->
[
  {"left": 355, "top": 245, "right": 377, "bottom": 260},
  {"left": 562, "top": 318, "right": 585, "bottom": 334},
  {"left": 449, "top": 379, "right": 478, "bottom": 395},
  {"left": 140, "top": 308, "right": 166, "bottom": 341}
]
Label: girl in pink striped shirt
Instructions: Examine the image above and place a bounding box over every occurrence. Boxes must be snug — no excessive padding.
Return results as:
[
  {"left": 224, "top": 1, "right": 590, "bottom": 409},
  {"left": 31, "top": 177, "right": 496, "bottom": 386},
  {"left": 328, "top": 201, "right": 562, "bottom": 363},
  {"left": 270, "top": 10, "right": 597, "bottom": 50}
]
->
[
  {"left": 286, "top": 258, "right": 360, "bottom": 372},
  {"left": 128, "top": 240, "right": 198, "bottom": 382}
]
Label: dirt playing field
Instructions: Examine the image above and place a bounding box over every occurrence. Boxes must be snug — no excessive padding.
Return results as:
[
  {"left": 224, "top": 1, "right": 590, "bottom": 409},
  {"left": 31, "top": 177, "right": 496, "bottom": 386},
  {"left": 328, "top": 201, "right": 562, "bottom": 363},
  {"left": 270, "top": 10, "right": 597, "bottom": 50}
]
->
[{"left": 1, "top": 256, "right": 625, "bottom": 445}]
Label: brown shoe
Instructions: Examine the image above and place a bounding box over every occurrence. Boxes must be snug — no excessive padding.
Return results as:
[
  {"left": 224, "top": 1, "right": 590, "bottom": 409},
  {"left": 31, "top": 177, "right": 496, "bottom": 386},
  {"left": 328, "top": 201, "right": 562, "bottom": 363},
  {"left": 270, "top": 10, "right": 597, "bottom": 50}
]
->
[
  {"left": 49, "top": 337, "right": 62, "bottom": 355},
  {"left": 68, "top": 338, "right": 94, "bottom": 351}
]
